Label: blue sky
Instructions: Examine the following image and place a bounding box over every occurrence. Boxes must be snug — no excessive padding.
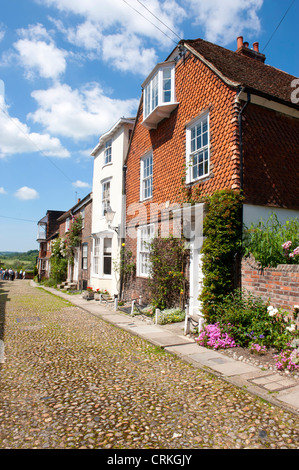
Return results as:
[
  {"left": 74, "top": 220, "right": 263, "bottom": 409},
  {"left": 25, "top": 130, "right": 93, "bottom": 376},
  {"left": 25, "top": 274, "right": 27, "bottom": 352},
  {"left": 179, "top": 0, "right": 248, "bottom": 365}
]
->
[{"left": 0, "top": 0, "right": 298, "bottom": 252}]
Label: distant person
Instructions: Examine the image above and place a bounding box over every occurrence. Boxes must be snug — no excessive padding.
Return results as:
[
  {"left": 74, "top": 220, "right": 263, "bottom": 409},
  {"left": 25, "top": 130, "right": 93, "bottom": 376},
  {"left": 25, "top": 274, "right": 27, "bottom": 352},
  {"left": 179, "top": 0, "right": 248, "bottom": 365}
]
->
[
  {"left": 19, "top": 270, "right": 23, "bottom": 279},
  {"left": 23, "top": 271, "right": 26, "bottom": 279}
]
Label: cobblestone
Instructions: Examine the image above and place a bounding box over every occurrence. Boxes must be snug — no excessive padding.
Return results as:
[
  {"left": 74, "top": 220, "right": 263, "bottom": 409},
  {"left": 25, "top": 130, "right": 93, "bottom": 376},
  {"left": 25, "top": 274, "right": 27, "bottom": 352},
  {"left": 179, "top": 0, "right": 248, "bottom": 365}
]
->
[{"left": 0, "top": 280, "right": 299, "bottom": 449}]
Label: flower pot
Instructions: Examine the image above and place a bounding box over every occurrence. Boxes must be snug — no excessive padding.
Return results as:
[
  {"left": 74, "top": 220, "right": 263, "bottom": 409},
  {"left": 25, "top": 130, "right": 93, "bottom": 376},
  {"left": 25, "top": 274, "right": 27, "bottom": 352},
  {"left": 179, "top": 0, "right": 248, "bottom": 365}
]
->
[{"left": 82, "top": 291, "right": 94, "bottom": 300}]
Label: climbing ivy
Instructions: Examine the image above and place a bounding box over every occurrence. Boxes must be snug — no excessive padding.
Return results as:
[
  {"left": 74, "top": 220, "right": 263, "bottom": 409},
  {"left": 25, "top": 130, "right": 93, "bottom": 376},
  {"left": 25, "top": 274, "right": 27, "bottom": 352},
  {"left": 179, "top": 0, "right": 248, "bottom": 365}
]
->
[{"left": 199, "top": 189, "right": 244, "bottom": 323}]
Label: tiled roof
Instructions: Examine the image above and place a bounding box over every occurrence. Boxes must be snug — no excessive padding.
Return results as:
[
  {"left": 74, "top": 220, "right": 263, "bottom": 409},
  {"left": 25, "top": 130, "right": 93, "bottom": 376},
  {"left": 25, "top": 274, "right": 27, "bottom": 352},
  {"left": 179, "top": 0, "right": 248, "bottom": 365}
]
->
[{"left": 183, "top": 38, "right": 298, "bottom": 106}]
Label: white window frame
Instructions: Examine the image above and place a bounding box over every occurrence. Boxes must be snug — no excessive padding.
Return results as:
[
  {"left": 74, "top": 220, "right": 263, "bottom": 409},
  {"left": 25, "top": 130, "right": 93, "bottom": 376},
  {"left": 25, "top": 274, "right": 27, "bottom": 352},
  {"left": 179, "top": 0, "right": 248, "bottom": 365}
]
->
[
  {"left": 186, "top": 113, "right": 210, "bottom": 184},
  {"left": 93, "top": 237, "right": 101, "bottom": 275},
  {"left": 65, "top": 217, "right": 70, "bottom": 232},
  {"left": 92, "top": 235, "right": 113, "bottom": 278},
  {"left": 104, "top": 139, "right": 112, "bottom": 165},
  {"left": 82, "top": 243, "right": 88, "bottom": 270},
  {"left": 102, "top": 179, "right": 111, "bottom": 216},
  {"left": 137, "top": 224, "right": 155, "bottom": 278},
  {"left": 143, "top": 63, "right": 175, "bottom": 120},
  {"left": 140, "top": 153, "right": 153, "bottom": 201},
  {"left": 81, "top": 208, "right": 85, "bottom": 229}
]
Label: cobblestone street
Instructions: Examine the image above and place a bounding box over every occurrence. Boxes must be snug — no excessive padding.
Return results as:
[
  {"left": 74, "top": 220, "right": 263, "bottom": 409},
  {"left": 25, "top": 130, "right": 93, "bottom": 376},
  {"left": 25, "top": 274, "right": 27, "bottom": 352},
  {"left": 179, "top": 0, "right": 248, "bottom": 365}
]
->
[{"left": 0, "top": 280, "right": 298, "bottom": 450}]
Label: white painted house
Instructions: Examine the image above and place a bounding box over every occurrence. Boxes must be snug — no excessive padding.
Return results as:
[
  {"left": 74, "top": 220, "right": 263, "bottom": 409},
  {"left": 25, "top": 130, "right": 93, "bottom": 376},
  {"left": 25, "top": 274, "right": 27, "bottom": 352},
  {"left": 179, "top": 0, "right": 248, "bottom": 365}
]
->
[{"left": 90, "top": 117, "right": 135, "bottom": 297}]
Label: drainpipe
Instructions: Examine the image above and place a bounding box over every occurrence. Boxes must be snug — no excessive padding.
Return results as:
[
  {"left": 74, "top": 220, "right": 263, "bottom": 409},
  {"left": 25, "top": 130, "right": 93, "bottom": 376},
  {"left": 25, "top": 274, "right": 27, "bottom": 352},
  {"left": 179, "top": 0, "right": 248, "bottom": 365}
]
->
[
  {"left": 237, "top": 88, "right": 251, "bottom": 192},
  {"left": 236, "top": 88, "right": 251, "bottom": 290},
  {"left": 119, "top": 164, "right": 127, "bottom": 301}
]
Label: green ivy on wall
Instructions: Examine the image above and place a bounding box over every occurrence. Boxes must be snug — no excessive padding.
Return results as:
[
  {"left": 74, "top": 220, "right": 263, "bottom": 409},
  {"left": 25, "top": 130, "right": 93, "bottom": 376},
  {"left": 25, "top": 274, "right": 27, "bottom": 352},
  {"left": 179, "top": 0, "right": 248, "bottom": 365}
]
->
[{"left": 199, "top": 189, "right": 244, "bottom": 323}]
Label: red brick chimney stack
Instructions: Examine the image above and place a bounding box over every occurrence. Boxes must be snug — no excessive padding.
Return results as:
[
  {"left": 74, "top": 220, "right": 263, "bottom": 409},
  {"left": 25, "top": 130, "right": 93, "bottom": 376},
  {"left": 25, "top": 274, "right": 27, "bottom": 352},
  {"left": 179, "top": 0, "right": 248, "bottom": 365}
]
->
[{"left": 236, "top": 37, "right": 265, "bottom": 63}]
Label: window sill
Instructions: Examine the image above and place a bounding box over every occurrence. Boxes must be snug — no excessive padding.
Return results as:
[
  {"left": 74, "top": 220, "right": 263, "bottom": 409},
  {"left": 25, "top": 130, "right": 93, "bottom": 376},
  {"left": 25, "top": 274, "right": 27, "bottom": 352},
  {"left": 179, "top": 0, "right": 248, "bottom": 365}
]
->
[
  {"left": 186, "top": 173, "right": 211, "bottom": 185},
  {"left": 102, "top": 162, "right": 113, "bottom": 169},
  {"left": 142, "top": 102, "right": 179, "bottom": 130}
]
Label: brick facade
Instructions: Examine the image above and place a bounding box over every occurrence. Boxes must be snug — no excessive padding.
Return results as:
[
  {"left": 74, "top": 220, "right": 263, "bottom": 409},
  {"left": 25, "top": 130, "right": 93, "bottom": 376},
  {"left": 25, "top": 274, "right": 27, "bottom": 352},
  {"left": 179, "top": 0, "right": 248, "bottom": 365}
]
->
[
  {"left": 124, "top": 37, "right": 299, "bottom": 306},
  {"left": 243, "top": 104, "right": 299, "bottom": 209},
  {"left": 57, "top": 194, "right": 92, "bottom": 290},
  {"left": 242, "top": 256, "right": 299, "bottom": 315},
  {"left": 125, "top": 51, "right": 238, "bottom": 301}
]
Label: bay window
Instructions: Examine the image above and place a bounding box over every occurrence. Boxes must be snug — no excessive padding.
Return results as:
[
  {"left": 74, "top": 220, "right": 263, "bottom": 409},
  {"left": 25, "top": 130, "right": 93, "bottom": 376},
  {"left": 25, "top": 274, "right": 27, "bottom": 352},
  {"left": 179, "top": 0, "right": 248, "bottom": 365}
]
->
[{"left": 142, "top": 62, "right": 178, "bottom": 129}]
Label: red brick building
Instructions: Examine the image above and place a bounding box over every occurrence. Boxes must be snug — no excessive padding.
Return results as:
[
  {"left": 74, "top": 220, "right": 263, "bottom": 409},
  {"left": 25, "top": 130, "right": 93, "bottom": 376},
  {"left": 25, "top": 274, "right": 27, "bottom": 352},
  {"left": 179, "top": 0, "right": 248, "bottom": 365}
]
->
[
  {"left": 124, "top": 36, "right": 299, "bottom": 313},
  {"left": 36, "top": 210, "right": 65, "bottom": 280},
  {"left": 57, "top": 193, "right": 92, "bottom": 290}
]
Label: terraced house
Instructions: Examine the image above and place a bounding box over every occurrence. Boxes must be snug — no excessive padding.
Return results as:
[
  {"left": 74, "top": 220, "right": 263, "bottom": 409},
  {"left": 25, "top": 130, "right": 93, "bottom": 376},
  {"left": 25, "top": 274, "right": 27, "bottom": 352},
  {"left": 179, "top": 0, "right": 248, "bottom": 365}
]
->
[{"left": 123, "top": 36, "right": 299, "bottom": 314}]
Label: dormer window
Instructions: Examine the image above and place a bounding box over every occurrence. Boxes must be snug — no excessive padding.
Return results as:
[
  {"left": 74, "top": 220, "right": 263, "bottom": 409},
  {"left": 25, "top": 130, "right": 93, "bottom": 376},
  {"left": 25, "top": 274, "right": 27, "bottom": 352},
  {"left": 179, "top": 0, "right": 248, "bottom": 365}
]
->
[{"left": 142, "top": 62, "right": 178, "bottom": 130}]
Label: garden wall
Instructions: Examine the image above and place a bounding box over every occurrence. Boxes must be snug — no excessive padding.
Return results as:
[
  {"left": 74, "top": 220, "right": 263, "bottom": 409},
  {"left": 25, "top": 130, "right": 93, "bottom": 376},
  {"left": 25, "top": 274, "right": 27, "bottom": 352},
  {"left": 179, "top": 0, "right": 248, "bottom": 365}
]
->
[{"left": 241, "top": 256, "right": 299, "bottom": 316}]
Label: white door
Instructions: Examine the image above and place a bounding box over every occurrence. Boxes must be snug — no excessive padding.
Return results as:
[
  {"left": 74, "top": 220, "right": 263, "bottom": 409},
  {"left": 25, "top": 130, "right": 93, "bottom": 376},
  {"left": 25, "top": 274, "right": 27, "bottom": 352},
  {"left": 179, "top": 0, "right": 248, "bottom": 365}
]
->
[
  {"left": 73, "top": 248, "right": 79, "bottom": 282},
  {"left": 189, "top": 241, "right": 204, "bottom": 315}
]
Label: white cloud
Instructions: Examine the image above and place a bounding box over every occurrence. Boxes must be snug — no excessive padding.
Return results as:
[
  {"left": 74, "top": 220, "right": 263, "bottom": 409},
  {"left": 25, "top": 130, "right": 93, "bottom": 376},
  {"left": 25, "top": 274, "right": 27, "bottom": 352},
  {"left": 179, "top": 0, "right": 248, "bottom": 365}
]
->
[
  {"left": 14, "top": 39, "right": 67, "bottom": 81},
  {"left": 0, "top": 27, "right": 5, "bottom": 43},
  {"left": 44, "top": 0, "right": 185, "bottom": 73},
  {"left": 0, "top": 187, "right": 7, "bottom": 194},
  {"left": 185, "top": 0, "right": 263, "bottom": 45},
  {"left": 102, "top": 32, "right": 157, "bottom": 74},
  {"left": 0, "top": 95, "right": 69, "bottom": 158},
  {"left": 14, "top": 186, "right": 39, "bottom": 200},
  {"left": 72, "top": 180, "right": 90, "bottom": 188},
  {"left": 29, "top": 83, "right": 139, "bottom": 140}
]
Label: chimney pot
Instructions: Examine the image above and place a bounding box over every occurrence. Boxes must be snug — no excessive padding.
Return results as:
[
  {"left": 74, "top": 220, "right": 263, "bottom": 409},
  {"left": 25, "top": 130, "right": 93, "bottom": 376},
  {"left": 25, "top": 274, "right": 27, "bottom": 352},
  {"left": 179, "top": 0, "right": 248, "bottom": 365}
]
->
[
  {"left": 237, "top": 36, "right": 243, "bottom": 49},
  {"left": 244, "top": 41, "right": 249, "bottom": 48},
  {"left": 253, "top": 42, "right": 259, "bottom": 52}
]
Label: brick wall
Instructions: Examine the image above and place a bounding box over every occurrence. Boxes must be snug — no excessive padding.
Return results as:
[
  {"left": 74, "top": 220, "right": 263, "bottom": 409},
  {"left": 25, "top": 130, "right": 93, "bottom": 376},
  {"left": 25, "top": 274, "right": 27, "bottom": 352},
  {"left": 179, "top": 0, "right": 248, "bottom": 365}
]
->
[
  {"left": 243, "top": 104, "right": 299, "bottom": 210},
  {"left": 242, "top": 256, "right": 299, "bottom": 314}
]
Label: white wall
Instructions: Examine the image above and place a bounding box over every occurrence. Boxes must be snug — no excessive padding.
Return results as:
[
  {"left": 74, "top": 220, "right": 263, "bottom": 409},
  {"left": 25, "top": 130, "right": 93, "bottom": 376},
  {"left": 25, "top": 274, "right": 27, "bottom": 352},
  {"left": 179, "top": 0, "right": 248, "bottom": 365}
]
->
[
  {"left": 90, "top": 120, "right": 133, "bottom": 295},
  {"left": 243, "top": 204, "right": 299, "bottom": 228}
]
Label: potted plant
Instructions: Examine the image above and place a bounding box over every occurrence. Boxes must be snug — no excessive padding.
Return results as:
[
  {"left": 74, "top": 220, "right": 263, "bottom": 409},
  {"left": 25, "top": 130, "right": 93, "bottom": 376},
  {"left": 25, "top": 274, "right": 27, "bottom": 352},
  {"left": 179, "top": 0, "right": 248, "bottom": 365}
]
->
[
  {"left": 94, "top": 289, "right": 101, "bottom": 301},
  {"left": 83, "top": 286, "right": 94, "bottom": 300}
]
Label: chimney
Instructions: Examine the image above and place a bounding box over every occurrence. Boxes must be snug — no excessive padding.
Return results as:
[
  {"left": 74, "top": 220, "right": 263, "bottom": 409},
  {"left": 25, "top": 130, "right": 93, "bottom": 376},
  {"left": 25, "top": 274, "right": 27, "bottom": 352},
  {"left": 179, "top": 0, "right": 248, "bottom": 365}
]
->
[
  {"left": 236, "top": 37, "right": 266, "bottom": 63},
  {"left": 237, "top": 36, "right": 243, "bottom": 50}
]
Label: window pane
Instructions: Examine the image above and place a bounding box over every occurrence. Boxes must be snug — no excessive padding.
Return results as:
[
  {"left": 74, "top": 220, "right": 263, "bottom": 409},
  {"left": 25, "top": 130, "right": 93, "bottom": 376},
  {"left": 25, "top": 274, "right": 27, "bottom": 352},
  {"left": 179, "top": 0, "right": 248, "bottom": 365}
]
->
[
  {"left": 102, "top": 181, "right": 111, "bottom": 215},
  {"left": 163, "top": 68, "right": 172, "bottom": 103},
  {"left": 103, "top": 257, "right": 111, "bottom": 275},
  {"left": 141, "top": 154, "right": 153, "bottom": 200},
  {"left": 104, "top": 238, "right": 112, "bottom": 254}
]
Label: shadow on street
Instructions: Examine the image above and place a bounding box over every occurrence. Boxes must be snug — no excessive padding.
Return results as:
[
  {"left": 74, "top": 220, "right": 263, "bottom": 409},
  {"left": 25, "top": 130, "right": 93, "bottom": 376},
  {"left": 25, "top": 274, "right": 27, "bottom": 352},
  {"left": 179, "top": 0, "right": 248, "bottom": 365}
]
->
[{"left": 0, "top": 280, "right": 9, "bottom": 366}]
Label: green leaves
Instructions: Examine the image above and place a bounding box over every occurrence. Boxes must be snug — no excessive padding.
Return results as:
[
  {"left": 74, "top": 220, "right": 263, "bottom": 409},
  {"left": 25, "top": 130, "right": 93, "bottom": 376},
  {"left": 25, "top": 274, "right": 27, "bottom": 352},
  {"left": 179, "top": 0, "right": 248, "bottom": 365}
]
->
[
  {"left": 199, "top": 189, "right": 244, "bottom": 322},
  {"left": 243, "top": 213, "right": 299, "bottom": 268},
  {"left": 148, "top": 236, "right": 188, "bottom": 310}
]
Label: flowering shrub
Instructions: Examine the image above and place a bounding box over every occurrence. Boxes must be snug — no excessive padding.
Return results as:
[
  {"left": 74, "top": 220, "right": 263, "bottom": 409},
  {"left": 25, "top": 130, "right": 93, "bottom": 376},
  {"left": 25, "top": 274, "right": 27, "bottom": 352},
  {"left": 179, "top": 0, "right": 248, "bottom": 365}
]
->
[
  {"left": 282, "top": 241, "right": 299, "bottom": 262},
  {"left": 49, "top": 237, "right": 68, "bottom": 283},
  {"left": 249, "top": 343, "right": 267, "bottom": 355},
  {"left": 196, "top": 323, "right": 236, "bottom": 350},
  {"left": 274, "top": 347, "right": 299, "bottom": 372},
  {"left": 157, "top": 308, "right": 185, "bottom": 325},
  {"left": 243, "top": 213, "right": 299, "bottom": 268},
  {"left": 214, "top": 291, "right": 297, "bottom": 351}
]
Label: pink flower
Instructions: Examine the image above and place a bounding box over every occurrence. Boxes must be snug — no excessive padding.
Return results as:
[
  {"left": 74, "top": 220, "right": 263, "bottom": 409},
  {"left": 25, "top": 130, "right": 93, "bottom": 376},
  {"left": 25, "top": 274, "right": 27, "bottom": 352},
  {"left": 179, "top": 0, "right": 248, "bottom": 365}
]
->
[{"left": 282, "top": 241, "right": 292, "bottom": 250}]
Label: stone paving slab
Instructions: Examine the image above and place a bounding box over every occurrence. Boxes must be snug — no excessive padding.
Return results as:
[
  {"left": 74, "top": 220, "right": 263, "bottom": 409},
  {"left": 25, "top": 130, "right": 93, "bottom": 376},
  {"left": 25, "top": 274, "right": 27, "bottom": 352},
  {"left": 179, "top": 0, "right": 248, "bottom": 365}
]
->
[{"left": 276, "top": 386, "right": 299, "bottom": 408}]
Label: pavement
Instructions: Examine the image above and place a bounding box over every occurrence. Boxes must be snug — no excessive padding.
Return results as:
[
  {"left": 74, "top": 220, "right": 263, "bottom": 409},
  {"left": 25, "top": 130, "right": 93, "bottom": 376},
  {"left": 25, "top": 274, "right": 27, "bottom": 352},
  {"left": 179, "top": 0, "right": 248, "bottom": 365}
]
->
[{"left": 32, "top": 281, "right": 299, "bottom": 417}]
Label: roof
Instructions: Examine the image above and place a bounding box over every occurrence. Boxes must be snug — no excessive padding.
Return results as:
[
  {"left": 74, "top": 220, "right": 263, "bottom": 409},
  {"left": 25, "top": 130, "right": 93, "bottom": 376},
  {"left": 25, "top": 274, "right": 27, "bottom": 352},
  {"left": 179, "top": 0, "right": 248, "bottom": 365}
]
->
[
  {"left": 182, "top": 38, "right": 298, "bottom": 108},
  {"left": 57, "top": 193, "right": 92, "bottom": 222},
  {"left": 91, "top": 117, "right": 135, "bottom": 156}
]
